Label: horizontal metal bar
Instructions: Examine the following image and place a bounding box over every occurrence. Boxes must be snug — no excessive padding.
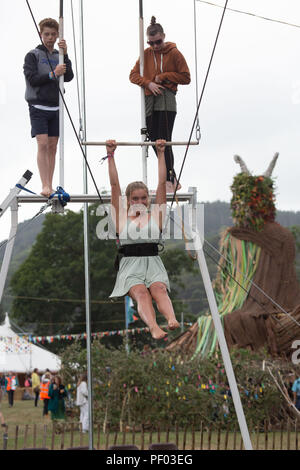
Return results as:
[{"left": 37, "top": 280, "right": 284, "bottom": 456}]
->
[
  {"left": 81, "top": 141, "right": 199, "bottom": 147},
  {"left": 17, "top": 192, "right": 195, "bottom": 204}
]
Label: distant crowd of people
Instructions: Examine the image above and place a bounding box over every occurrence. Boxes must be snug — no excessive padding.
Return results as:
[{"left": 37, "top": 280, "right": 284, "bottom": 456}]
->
[{"left": 0, "top": 369, "right": 89, "bottom": 432}]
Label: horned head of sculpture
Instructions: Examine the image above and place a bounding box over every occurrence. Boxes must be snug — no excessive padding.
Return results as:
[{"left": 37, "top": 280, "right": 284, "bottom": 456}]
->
[
  {"left": 231, "top": 153, "right": 278, "bottom": 230},
  {"left": 233, "top": 152, "right": 279, "bottom": 177}
]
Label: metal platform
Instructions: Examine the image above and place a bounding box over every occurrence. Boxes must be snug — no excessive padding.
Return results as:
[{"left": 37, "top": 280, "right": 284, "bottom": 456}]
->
[{"left": 16, "top": 191, "right": 196, "bottom": 204}]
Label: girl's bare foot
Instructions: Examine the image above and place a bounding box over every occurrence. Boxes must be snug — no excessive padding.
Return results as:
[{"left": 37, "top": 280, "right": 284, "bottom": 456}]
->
[
  {"left": 41, "top": 187, "right": 52, "bottom": 198},
  {"left": 166, "top": 180, "right": 182, "bottom": 193},
  {"left": 168, "top": 319, "right": 180, "bottom": 330},
  {"left": 150, "top": 324, "right": 167, "bottom": 340},
  {"left": 41, "top": 188, "right": 56, "bottom": 198}
]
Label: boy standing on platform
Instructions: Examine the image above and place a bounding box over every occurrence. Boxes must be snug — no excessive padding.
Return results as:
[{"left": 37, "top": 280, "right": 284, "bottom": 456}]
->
[{"left": 23, "top": 18, "right": 74, "bottom": 198}]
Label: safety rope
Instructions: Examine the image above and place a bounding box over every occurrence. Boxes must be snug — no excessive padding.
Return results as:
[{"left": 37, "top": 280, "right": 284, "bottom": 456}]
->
[
  {"left": 196, "top": 1, "right": 300, "bottom": 29},
  {"left": 0, "top": 198, "right": 52, "bottom": 253},
  {"left": 193, "top": 0, "right": 201, "bottom": 142},
  {"left": 163, "top": 0, "right": 229, "bottom": 236},
  {"left": 70, "top": 0, "right": 83, "bottom": 136},
  {"left": 166, "top": 207, "right": 300, "bottom": 331}
]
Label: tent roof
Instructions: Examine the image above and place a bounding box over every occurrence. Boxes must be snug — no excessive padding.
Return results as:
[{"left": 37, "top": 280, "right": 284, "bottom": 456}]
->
[{"left": 0, "top": 313, "right": 61, "bottom": 373}]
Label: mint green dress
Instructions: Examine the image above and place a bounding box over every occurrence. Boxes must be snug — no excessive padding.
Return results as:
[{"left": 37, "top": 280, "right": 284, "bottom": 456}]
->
[{"left": 109, "top": 216, "right": 170, "bottom": 298}]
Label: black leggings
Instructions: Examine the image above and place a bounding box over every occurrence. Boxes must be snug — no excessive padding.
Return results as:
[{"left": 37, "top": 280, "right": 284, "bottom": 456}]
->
[
  {"left": 7, "top": 390, "right": 14, "bottom": 407},
  {"left": 146, "top": 111, "right": 177, "bottom": 182},
  {"left": 43, "top": 398, "right": 49, "bottom": 415}
]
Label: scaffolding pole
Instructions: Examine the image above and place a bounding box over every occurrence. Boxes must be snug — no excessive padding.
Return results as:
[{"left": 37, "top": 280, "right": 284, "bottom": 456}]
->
[
  {"left": 191, "top": 230, "right": 253, "bottom": 450},
  {"left": 79, "top": 0, "right": 94, "bottom": 450},
  {"left": 59, "top": 0, "right": 65, "bottom": 187},
  {"left": 139, "top": 0, "right": 147, "bottom": 184},
  {"left": 82, "top": 141, "right": 199, "bottom": 147}
]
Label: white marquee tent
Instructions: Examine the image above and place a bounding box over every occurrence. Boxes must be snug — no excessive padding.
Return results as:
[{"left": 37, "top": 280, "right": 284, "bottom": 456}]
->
[{"left": 0, "top": 313, "right": 61, "bottom": 373}]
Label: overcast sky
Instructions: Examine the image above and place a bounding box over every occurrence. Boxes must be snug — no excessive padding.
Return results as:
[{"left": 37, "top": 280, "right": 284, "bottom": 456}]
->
[{"left": 0, "top": 0, "right": 299, "bottom": 244}]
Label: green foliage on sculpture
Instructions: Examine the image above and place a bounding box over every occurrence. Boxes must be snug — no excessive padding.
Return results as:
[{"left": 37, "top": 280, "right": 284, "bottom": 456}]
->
[
  {"left": 230, "top": 153, "right": 278, "bottom": 231},
  {"left": 230, "top": 173, "right": 276, "bottom": 231}
]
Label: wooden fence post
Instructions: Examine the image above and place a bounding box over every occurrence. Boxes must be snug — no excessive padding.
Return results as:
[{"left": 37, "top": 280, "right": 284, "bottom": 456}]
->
[
  {"left": 208, "top": 424, "right": 212, "bottom": 450},
  {"left": 280, "top": 421, "right": 283, "bottom": 450},
  {"left": 60, "top": 422, "right": 65, "bottom": 450},
  {"left": 166, "top": 424, "right": 170, "bottom": 444},
  {"left": 141, "top": 423, "right": 145, "bottom": 451},
  {"left": 272, "top": 423, "right": 276, "bottom": 451},
  {"left": 2, "top": 425, "right": 8, "bottom": 450},
  {"left": 217, "top": 426, "right": 221, "bottom": 450},
  {"left": 183, "top": 424, "right": 188, "bottom": 451},
  {"left": 264, "top": 420, "right": 268, "bottom": 450},
  {"left": 24, "top": 424, "right": 29, "bottom": 449},
  {"left": 191, "top": 422, "right": 195, "bottom": 450},
  {"left": 175, "top": 422, "right": 179, "bottom": 448},
  {"left": 105, "top": 422, "right": 110, "bottom": 450},
  {"left": 199, "top": 421, "right": 204, "bottom": 450},
  {"left": 233, "top": 424, "right": 237, "bottom": 450},
  {"left": 224, "top": 424, "right": 229, "bottom": 450},
  {"left": 33, "top": 424, "right": 37, "bottom": 449},
  {"left": 113, "top": 426, "right": 118, "bottom": 446},
  {"left": 255, "top": 424, "right": 259, "bottom": 450},
  {"left": 287, "top": 419, "right": 291, "bottom": 450},
  {"left": 70, "top": 422, "right": 74, "bottom": 448},
  {"left": 96, "top": 422, "right": 101, "bottom": 450},
  {"left": 14, "top": 425, "right": 19, "bottom": 450},
  {"left": 42, "top": 424, "right": 48, "bottom": 449},
  {"left": 51, "top": 422, "right": 55, "bottom": 450}
]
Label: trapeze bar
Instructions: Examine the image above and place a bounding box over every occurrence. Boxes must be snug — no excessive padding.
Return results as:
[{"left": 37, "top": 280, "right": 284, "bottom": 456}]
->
[
  {"left": 81, "top": 141, "right": 199, "bottom": 147},
  {"left": 17, "top": 192, "right": 195, "bottom": 204}
]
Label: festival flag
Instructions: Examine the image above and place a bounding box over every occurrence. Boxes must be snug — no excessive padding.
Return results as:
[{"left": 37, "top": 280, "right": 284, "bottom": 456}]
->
[{"left": 125, "top": 295, "right": 138, "bottom": 325}]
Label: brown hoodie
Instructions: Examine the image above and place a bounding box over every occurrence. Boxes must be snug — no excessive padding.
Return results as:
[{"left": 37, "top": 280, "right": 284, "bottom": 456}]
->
[{"left": 129, "top": 42, "right": 190, "bottom": 96}]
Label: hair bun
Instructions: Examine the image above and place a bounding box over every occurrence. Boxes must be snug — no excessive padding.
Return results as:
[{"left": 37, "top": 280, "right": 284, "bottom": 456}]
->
[{"left": 150, "top": 16, "right": 156, "bottom": 25}]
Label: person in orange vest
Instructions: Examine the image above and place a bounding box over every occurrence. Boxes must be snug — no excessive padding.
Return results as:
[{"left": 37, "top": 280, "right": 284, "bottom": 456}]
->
[
  {"left": 5, "top": 371, "right": 19, "bottom": 407},
  {"left": 40, "top": 372, "right": 51, "bottom": 417}
]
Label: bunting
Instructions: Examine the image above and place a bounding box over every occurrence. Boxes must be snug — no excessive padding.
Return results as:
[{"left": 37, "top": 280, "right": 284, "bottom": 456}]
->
[{"left": 0, "top": 323, "right": 193, "bottom": 345}]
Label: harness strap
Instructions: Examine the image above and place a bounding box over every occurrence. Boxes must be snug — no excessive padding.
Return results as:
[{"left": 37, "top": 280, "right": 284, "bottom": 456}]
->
[
  {"left": 49, "top": 186, "right": 70, "bottom": 206},
  {"left": 15, "top": 184, "right": 37, "bottom": 195},
  {"left": 114, "top": 242, "right": 163, "bottom": 271},
  {"left": 118, "top": 243, "right": 159, "bottom": 257}
]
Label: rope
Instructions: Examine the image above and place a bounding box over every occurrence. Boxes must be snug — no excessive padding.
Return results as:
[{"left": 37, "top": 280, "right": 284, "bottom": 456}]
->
[
  {"left": 70, "top": 0, "right": 83, "bottom": 135},
  {"left": 163, "top": 0, "right": 229, "bottom": 235},
  {"left": 202, "top": 240, "right": 284, "bottom": 327},
  {"left": 193, "top": 0, "right": 201, "bottom": 142},
  {"left": 196, "top": 1, "right": 300, "bottom": 29},
  {"left": 267, "top": 366, "right": 300, "bottom": 417},
  {"left": 0, "top": 199, "right": 52, "bottom": 254},
  {"left": 167, "top": 209, "right": 298, "bottom": 333},
  {"left": 25, "top": 0, "right": 106, "bottom": 209}
]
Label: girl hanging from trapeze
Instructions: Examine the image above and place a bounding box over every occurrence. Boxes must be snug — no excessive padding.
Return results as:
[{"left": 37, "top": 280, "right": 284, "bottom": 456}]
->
[{"left": 106, "top": 138, "right": 180, "bottom": 340}]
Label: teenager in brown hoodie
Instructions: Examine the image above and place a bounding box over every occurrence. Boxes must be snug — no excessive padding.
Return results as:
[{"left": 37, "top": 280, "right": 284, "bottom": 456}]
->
[{"left": 130, "top": 17, "right": 191, "bottom": 192}]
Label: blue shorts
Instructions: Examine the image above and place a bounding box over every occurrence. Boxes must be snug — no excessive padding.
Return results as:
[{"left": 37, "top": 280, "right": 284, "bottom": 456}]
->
[{"left": 29, "top": 105, "right": 59, "bottom": 138}]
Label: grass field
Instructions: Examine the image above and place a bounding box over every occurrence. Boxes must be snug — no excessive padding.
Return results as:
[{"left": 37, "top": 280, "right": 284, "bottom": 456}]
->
[{"left": 0, "top": 398, "right": 299, "bottom": 450}]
